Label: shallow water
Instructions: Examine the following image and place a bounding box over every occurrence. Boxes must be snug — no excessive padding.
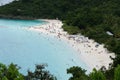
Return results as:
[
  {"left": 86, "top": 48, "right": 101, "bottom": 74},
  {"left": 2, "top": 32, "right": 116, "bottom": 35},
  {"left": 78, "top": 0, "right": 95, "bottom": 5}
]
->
[
  {"left": 0, "top": 0, "right": 14, "bottom": 6},
  {"left": 0, "top": 19, "right": 88, "bottom": 80}
]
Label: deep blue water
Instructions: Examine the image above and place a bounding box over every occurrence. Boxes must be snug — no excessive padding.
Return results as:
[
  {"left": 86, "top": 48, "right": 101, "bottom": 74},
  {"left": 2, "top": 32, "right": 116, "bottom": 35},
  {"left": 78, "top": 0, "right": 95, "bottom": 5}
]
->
[{"left": 0, "top": 19, "right": 89, "bottom": 80}]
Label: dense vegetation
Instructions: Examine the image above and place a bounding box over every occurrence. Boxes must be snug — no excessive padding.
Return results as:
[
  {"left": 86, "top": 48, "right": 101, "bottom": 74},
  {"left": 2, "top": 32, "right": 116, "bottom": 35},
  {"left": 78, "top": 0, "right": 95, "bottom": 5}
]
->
[
  {"left": 0, "top": 0, "right": 119, "bottom": 54},
  {"left": 0, "top": 0, "right": 120, "bottom": 79},
  {"left": 67, "top": 65, "right": 120, "bottom": 80},
  {"left": 0, "top": 63, "right": 120, "bottom": 80},
  {"left": 0, "top": 63, "right": 24, "bottom": 80},
  {"left": 0, "top": 63, "right": 56, "bottom": 80}
]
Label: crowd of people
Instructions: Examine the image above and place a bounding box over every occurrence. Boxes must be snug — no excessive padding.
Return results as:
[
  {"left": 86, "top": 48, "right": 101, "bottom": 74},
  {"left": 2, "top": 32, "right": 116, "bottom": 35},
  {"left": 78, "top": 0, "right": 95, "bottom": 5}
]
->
[{"left": 28, "top": 19, "right": 115, "bottom": 70}]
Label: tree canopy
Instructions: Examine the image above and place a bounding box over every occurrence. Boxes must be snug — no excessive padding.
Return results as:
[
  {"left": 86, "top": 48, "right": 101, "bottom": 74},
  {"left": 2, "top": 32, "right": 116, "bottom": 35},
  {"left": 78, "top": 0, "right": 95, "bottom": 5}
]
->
[
  {"left": 0, "top": 0, "right": 119, "bottom": 55},
  {"left": 0, "top": 63, "right": 24, "bottom": 80},
  {"left": 0, "top": 63, "right": 56, "bottom": 80}
]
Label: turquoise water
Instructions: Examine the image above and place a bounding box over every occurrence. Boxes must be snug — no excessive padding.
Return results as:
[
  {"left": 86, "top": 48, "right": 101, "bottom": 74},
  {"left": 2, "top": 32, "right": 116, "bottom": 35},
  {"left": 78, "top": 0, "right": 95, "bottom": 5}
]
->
[{"left": 0, "top": 19, "right": 88, "bottom": 80}]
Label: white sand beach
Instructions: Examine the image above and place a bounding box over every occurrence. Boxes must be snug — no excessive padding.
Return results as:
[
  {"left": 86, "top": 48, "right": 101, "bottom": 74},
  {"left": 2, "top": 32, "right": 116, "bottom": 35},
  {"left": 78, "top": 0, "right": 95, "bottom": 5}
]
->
[{"left": 28, "top": 19, "right": 115, "bottom": 71}]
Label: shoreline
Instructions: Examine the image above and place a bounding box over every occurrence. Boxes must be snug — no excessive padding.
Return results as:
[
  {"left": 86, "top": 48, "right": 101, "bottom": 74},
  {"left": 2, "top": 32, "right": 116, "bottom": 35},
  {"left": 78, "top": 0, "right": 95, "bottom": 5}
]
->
[
  {"left": 28, "top": 19, "right": 115, "bottom": 71},
  {"left": 0, "top": 15, "right": 36, "bottom": 20}
]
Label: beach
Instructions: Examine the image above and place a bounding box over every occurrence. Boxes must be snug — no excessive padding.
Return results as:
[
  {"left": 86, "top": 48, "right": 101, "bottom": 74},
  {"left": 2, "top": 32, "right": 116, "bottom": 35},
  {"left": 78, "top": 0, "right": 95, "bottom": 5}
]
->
[
  {"left": 28, "top": 19, "right": 115, "bottom": 71},
  {"left": 1, "top": 18, "right": 90, "bottom": 80}
]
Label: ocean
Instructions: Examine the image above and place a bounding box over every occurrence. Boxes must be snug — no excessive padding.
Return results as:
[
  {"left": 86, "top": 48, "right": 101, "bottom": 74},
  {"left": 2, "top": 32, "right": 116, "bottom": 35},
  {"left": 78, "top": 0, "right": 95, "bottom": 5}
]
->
[{"left": 0, "top": 19, "right": 88, "bottom": 80}]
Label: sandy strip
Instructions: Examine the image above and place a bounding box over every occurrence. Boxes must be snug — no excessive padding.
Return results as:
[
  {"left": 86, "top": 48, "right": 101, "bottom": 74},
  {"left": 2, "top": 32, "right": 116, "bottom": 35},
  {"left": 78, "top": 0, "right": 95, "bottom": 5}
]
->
[{"left": 27, "top": 19, "right": 115, "bottom": 71}]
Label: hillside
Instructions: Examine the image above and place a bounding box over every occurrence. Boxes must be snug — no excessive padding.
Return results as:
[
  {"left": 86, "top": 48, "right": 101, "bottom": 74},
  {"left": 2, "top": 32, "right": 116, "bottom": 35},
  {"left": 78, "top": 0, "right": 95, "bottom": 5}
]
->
[{"left": 1, "top": 0, "right": 118, "bottom": 55}]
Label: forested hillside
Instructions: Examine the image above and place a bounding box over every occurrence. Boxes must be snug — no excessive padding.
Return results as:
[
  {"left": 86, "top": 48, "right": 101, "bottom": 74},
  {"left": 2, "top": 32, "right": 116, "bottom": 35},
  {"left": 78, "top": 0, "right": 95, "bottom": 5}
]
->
[
  {"left": 0, "top": 0, "right": 120, "bottom": 53},
  {"left": 0, "top": 0, "right": 120, "bottom": 80}
]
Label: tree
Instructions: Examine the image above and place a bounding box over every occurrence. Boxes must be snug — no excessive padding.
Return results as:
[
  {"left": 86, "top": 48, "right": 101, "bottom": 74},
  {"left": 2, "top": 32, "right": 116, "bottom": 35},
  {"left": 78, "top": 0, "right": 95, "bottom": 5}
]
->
[
  {"left": 0, "top": 63, "right": 24, "bottom": 80},
  {"left": 114, "top": 65, "right": 120, "bottom": 80},
  {"left": 67, "top": 66, "right": 88, "bottom": 80},
  {"left": 20, "top": 0, "right": 32, "bottom": 2},
  {"left": 26, "top": 64, "right": 56, "bottom": 80},
  {"left": 2, "top": 76, "right": 8, "bottom": 80},
  {"left": 89, "top": 69, "right": 106, "bottom": 80},
  {"left": 112, "top": 55, "right": 120, "bottom": 68},
  {"left": 0, "top": 63, "right": 7, "bottom": 79}
]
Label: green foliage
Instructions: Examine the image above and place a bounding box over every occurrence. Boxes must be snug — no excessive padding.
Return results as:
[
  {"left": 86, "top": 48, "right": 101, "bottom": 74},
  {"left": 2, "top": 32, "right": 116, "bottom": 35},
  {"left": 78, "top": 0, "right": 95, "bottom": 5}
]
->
[
  {"left": 0, "top": 0, "right": 120, "bottom": 46},
  {"left": 114, "top": 55, "right": 120, "bottom": 67},
  {"left": 0, "top": 63, "right": 24, "bottom": 80},
  {"left": 62, "top": 23, "right": 80, "bottom": 34},
  {"left": 2, "top": 76, "right": 8, "bottom": 80},
  {"left": 3, "top": 0, "right": 118, "bottom": 55},
  {"left": 67, "top": 66, "right": 120, "bottom": 80},
  {"left": 0, "top": 63, "right": 56, "bottom": 80},
  {"left": 89, "top": 69, "right": 106, "bottom": 80},
  {"left": 67, "top": 66, "right": 88, "bottom": 80},
  {"left": 103, "top": 69, "right": 114, "bottom": 80},
  {"left": 26, "top": 64, "right": 56, "bottom": 80},
  {"left": 114, "top": 65, "right": 120, "bottom": 80},
  {"left": 20, "top": 0, "right": 32, "bottom": 2}
]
